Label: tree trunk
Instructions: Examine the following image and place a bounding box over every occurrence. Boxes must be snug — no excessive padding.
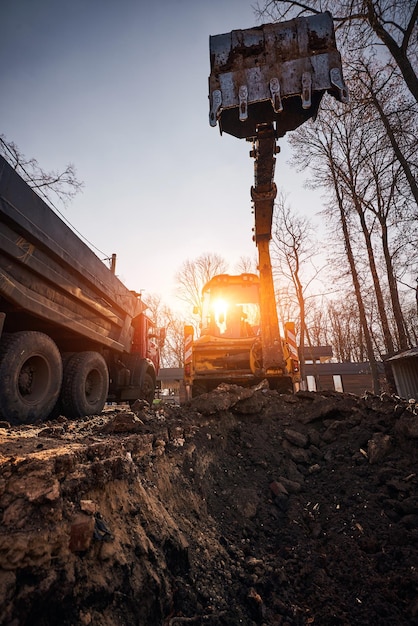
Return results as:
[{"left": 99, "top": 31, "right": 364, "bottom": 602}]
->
[
  {"left": 295, "top": 272, "right": 306, "bottom": 386},
  {"left": 368, "top": 84, "right": 418, "bottom": 206},
  {"left": 334, "top": 183, "right": 381, "bottom": 393},
  {"left": 379, "top": 218, "right": 410, "bottom": 351},
  {"left": 356, "top": 204, "right": 395, "bottom": 356},
  {"left": 365, "top": 0, "right": 418, "bottom": 103}
]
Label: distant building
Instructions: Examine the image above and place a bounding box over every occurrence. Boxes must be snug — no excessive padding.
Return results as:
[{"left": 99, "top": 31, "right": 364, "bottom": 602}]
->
[
  {"left": 301, "top": 346, "right": 386, "bottom": 395},
  {"left": 156, "top": 368, "right": 184, "bottom": 402},
  {"left": 304, "top": 361, "right": 386, "bottom": 396},
  {"left": 387, "top": 348, "right": 418, "bottom": 400}
]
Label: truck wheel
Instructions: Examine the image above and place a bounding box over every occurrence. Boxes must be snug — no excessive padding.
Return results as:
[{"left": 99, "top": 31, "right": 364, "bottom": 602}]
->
[
  {"left": 61, "top": 351, "right": 109, "bottom": 418},
  {"left": 140, "top": 372, "right": 155, "bottom": 405},
  {"left": 0, "top": 331, "right": 62, "bottom": 424}
]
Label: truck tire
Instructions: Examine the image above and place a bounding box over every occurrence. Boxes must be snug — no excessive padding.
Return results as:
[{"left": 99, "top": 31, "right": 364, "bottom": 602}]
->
[
  {"left": 140, "top": 372, "right": 155, "bottom": 406},
  {"left": 61, "top": 351, "right": 109, "bottom": 418},
  {"left": 0, "top": 331, "right": 62, "bottom": 424}
]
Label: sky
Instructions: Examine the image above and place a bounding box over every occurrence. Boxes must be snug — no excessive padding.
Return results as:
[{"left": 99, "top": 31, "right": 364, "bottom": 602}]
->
[{"left": 1, "top": 0, "right": 322, "bottom": 314}]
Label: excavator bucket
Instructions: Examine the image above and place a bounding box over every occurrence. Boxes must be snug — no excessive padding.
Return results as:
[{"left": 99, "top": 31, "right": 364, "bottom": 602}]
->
[{"left": 209, "top": 11, "right": 348, "bottom": 139}]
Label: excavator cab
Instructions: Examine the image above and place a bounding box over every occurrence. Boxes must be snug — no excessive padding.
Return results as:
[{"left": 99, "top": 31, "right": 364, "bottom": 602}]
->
[
  {"left": 209, "top": 11, "right": 348, "bottom": 139},
  {"left": 201, "top": 273, "right": 260, "bottom": 338}
]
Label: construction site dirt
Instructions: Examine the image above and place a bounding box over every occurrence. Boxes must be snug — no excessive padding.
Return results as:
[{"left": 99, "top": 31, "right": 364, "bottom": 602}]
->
[{"left": 1, "top": 384, "right": 418, "bottom": 626}]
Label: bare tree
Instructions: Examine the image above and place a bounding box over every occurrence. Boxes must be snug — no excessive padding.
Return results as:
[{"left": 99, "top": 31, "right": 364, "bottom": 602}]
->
[
  {"left": 327, "top": 296, "right": 366, "bottom": 361},
  {"left": 354, "top": 60, "right": 418, "bottom": 206},
  {"left": 287, "top": 68, "right": 416, "bottom": 349},
  {"left": 319, "top": 94, "right": 398, "bottom": 356},
  {"left": 175, "top": 253, "right": 228, "bottom": 328},
  {"left": 275, "top": 284, "right": 300, "bottom": 337},
  {"left": 255, "top": 0, "right": 418, "bottom": 102},
  {"left": 0, "top": 135, "right": 83, "bottom": 206},
  {"left": 143, "top": 293, "right": 186, "bottom": 368},
  {"left": 162, "top": 314, "right": 188, "bottom": 368},
  {"left": 287, "top": 108, "right": 383, "bottom": 389},
  {"left": 234, "top": 255, "right": 258, "bottom": 274},
  {"left": 307, "top": 300, "right": 332, "bottom": 348},
  {"left": 353, "top": 60, "right": 417, "bottom": 352},
  {"left": 271, "top": 193, "right": 325, "bottom": 382},
  {"left": 334, "top": 177, "right": 382, "bottom": 390}
]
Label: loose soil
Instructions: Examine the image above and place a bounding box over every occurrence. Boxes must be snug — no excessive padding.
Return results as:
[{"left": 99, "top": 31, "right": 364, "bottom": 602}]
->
[{"left": 1, "top": 384, "right": 418, "bottom": 626}]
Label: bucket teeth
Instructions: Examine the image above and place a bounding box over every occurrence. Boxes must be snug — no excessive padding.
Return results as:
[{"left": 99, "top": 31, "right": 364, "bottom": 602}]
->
[
  {"left": 209, "top": 89, "right": 222, "bottom": 127},
  {"left": 270, "top": 78, "right": 283, "bottom": 113},
  {"left": 239, "top": 85, "right": 248, "bottom": 121},
  {"left": 330, "top": 67, "right": 350, "bottom": 103},
  {"left": 301, "top": 72, "right": 312, "bottom": 109}
]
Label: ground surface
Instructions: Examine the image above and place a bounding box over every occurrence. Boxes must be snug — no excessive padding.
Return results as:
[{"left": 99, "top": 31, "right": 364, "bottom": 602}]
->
[{"left": 1, "top": 383, "right": 418, "bottom": 626}]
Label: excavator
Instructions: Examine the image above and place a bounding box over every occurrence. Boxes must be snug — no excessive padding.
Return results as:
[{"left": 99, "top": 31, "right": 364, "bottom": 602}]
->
[{"left": 184, "top": 12, "right": 348, "bottom": 398}]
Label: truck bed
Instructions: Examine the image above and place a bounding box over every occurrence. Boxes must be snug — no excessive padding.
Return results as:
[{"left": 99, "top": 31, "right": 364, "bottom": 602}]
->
[{"left": 0, "top": 156, "right": 144, "bottom": 353}]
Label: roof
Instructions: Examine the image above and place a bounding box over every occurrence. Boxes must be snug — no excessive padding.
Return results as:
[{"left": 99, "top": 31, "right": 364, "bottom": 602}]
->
[
  {"left": 157, "top": 368, "right": 184, "bottom": 382},
  {"left": 387, "top": 347, "right": 418, "bottom": 362},
  {"left": 304, "top": 362, "right": 385, "bottom": 376},
  {"left": 301, "top": 346, "right": 333, "bottom": 359}
]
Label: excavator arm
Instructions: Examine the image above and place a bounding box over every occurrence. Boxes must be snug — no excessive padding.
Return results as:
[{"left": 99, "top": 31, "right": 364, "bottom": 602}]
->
[{"left": 250, "top": 123, "right": 286, "bottom": 373}]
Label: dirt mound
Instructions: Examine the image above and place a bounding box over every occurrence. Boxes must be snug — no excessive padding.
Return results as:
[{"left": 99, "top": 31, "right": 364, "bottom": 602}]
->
[{"left": 1, "top": 386, "right": 418, "bottom": 625}]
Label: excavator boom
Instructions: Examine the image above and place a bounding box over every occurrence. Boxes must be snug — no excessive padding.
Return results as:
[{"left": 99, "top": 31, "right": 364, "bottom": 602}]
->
[{"left": 250, "top": 123, "right": 285, "bottom": 372}]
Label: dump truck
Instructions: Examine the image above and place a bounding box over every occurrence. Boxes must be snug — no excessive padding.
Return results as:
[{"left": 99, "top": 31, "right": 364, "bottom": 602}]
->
[
  {"left": 184, "top": 12, "right": 348, "bottom": 398},
  {"left": 0, "top": 155, "right": 165, "bottom": 424}
]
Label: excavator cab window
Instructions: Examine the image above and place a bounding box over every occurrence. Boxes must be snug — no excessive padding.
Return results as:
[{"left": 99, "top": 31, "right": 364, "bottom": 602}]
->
[{"left": 201, "top": 279, "right": 260, "bottom": 338}]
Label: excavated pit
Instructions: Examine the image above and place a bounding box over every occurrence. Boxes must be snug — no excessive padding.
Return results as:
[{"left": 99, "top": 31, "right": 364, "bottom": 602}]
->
[{"left": 1, "top": 384, "right": 418, "bottom": 625}]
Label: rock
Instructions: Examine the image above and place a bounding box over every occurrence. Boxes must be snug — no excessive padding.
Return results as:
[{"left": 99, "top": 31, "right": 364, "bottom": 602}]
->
[
  {"left": 283, "top": 428, "right": 309, "bottom": 448},
  {"left": 395, "top": 414, "right": 418, "bottom": 438},
  {"left": 190, "top": 385, "right": 254, "bottom": 414},
  {"left": 247, "top": 586, "right": 265, "bottom": 620},
  {"left": 80, "top": 500, "right": 97, "bottom": 514},
  {"left": 276, "top": 476, "right": 302, "bottom": 494},
  {"left": 13, "top": 472, "right": 60, "bottom": 504},
  {"left": 269, "top": 481, "right": 289, "bottom": 497},
  {"left": 308, "top": 463, "right": 321, "bottom": 474},
  {"left": 130, "top": 399, "right": 149, "bottom": 413},
  {"left": 321, "top": 419, "right": 347, "bottom": 442},
  {"left": 2, "top": 498, "right": 33, "bottom": 528},
  {"left": 99, "top": 412, "right": 144, "bottom": 433},
  {"left": 367, "top": 433, "right": 392, "bottom": 464},
  {"left": 69, "top": 514, "right": 95, "bottom": 552},
  {"left": 283, "top": 459, "right": 305, "bottom": 484},
  {"left": 282, "top": 440, "right": 312, "bottom": 464},
  {"left": 233, "top": 393, "right": 269, "bottom": 414}
]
